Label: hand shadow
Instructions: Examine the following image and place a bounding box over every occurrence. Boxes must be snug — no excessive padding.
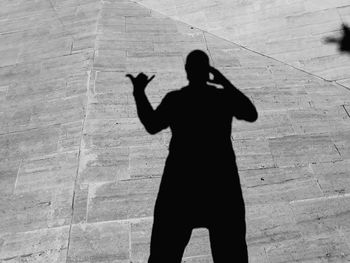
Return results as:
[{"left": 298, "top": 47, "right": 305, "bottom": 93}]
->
[{"left": 324, "top": 23, "right": 350, "bottom": 53}]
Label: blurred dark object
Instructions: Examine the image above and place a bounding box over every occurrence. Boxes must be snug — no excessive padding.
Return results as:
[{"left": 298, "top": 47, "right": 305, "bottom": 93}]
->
[{"left": 325, "top": 24, "right": 350, "bottom": 53}]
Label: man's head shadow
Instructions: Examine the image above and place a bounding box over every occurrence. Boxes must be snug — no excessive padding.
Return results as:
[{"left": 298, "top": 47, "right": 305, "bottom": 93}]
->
[
  {"left": 185, "top": 50, "right": 211, "bottom": 85},
  {"left": 324, "top": 23, "right": 350, "bottom": 53}
]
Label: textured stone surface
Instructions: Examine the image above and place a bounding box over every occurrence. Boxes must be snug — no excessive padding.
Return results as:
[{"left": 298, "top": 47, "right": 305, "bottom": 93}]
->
[
  {"left": 67, "top": 221, "right": 130, "bottom": 263},
  {"left": 135, "top": 0, "right": 350, "bottom": 82},
  {"left": 0, "top": 226, "right": 69, "bottom": 262},
  {"left": 1, "top": 0, "right": 350, "bottom": 262}
]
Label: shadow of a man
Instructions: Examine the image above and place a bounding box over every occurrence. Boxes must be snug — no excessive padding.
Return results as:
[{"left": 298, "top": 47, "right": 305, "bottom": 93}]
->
[{"left": 126, "top": 50, "right": 258, "bottom": 263}]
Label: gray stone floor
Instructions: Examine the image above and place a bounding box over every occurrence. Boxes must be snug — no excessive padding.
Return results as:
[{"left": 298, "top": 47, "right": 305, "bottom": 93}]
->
[{"left": 0, "top": 0, "right": 350, "bottom": 262}]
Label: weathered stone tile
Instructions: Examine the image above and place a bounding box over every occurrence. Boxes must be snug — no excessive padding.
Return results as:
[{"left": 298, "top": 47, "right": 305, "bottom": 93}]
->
[
  {"left": 331, "top": 131, "right": 350, "bottom": 159},
  {"left": 78, "top": 147, "right": 130, "bottom": 184},
  {"left": 66, "top": 72, "right": 89, "bottom": 97},
  {"left": 98, "top": 39, "right": 154, "bottom": 53},
  {"left": 0, "top": 186, "right": 74, "bottom": 234},
  {"left": 30, "top": 95, "right": 86, "bottom": 127},
  {"left": 99, "top": 12, "right": 125, "bottom": 28},
  {"left": 232, "top": 111, "right": 294, "bottom": 140},
  {"left": 72, "top": 34, "right": 96, "bottom": 52},
  {"left": 87, "top": 181, "right": 131, "bottom": 223},
  {"left": 268, "top": 64, "right": 314, "bottom": 85},
  {"left": 87, "top": 178, "right": 159, "bottom": 222},
  {"left": 289, "top": 106, "right": 350, "bottom": 135},
  {"left": 183, "top": 228, "right": 211, "bottom": 258},
  {"left": 0, "top": 225, "right": 69, "bottom": 262},
  {"left": 94, "top": 71, "right": 130, "bottom": 94},
  {"left": 87, "top": 92, "right": 135, "bottom": 119},
  {"left": 0, "top": 47, "right": 19, "bottom": 67},
  {"left": 0, "top": 126, "right": 60, "bottom": 161},
  {"left": 98, "top": 22, "right": 126, "bottom": 35},
  {"left": 93, "top": 50, "right": 127, "bottom": 71},
  {"left": 0, "top": 13, "right": 56, "bottom": 34},
  {"left": 58, "top": 121, "right": 83, "bottom": 152},
  {"left": 248, "top": 245, "right": 269, "bottom": 263},
  {"left": 217, "top": 66, "right": 274, "bottom": 89},
  {"left": 126, "top": 55, "right": 184, "bottom": 72},
  {"left": 14, "top": 151, "right": 78, "bottom": 193},
  {"left": 209, "top": 48, "right": 241, "bottom": 68},
  {"left": 232, "top": 139, "right": 275, "bottom": 170},
  {"left": 126, "top": 16, "right": 178, "bottom": 33},
  {"left": 0, "top": 103, "right": 32, "bottom": 134},
  {"left": 17, "top": 37, "right": 73, "bottom": 63},
  {"left": 302, "top": 53, "right": 350, "bottom": 81},
  {"left": 98, "top": 31, "right": 154, "bottom": 42},
  {"left": 67, "top": 221, "right": 130, "bottom": 263},
  {"left": 105, "top": 3, "right": 151, "bottom": 17},
  {"left": 129, "top": 145, "right": 168, "bottom": 178},
  {"left": 41, "top": 51, "right": 92, "bottom": 80},
  {"left": 2, "top": 62, "right": 42, "bottom": 84},
  {"left": 6, "top": 77, "right": 67, "bottom": 105},
  {"left": 182, "top": 255, "right": 213, "bottom": 263},
  {"left": 52, "top": 0, "right": 99, "bottom": 9},
  {"left": 154, "top": 41, "right": 207, "bottom": 56},
  {"left": 243, "top": 178, "right": 323, "bottom": 205},
  {"left": 64, "top": 19, "right": 99, "bottom": 37},
  {"left": 55, "top": 4, "right": 100, "bottom": 37},
  {"left": 240, "top": 166, "right": 313, "bottom": 188},
  {"left": 130, "top": 218, "right": 152, "bottom": 263},
  {"left": 305, "top": 81, "right": 350, "bottom": 108},
  {"left": 0, "top": 160, "right": 20, "bottom": 195},
  {"left": 246, "top": 85, "right": 310, "bottom": 111},
  {"left": 246, "top": 203, "right": 301, "bottom": 246},
  {"left": 268, "top": 134, "right": 341, "bottom": 167},
  {"left": 291, "top": 195, "right": 350, "bottom": 236},
  {"left": 266, "top": 232, "right": 350, "bottom": 263},
  {"left": 83, "top": 119, "right": 163, "bottom": 149},
  {"left": 311, "top": 160, "right": 350, "bottom": 195},
  {"left": 72, "top": 183, "right": 89, "bottom": 224}
]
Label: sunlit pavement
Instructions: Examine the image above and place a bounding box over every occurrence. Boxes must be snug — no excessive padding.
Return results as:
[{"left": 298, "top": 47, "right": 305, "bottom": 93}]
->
[{"left": 0, "top": 1, "right": 350, "bottom": 262}]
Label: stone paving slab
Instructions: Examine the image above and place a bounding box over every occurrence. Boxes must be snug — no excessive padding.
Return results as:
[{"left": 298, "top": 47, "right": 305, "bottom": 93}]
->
[
  {"left": 231, "top": 111, "right": 295, "bottom": 140},
  {"left": 268, "top": 134, "right": 342, "bottom": 167},
  {"left": 0, "top": 186, "right": 74, "bottom": 235},
  {"left": 232, "top": 139, "right": 275, "bottom": 170},
  {"left": 246, "top": 203, "right": 301, "bottom": 247},
  {"left": 265, "top": 232, "right": 350, "bottom": 262},
  {"left": 14, "top": 151, "right": 78, "bottom": 193},
  {"left": 331, "top": 131, "right": 350, "bottom": 159},
  {"left": 86, "top": 178, "right": 160, "bottom": 222},
  {"left": 83, "top": 119, "right": 164, "bottom": 149},
  {"left": 78, "top": 147, "right": 130, "bottom": 184},
  {"left": 311, "top": 160, "right": 350, "bottom": 195},
  {"left": 66, "top": 221, "right": 130, "bottom": 263},
  {"left": 290, "top": 195, "right": 350, "bottom": 236},
  {"left": 0, "top": 225, "right": 69, "bottom": 262}
]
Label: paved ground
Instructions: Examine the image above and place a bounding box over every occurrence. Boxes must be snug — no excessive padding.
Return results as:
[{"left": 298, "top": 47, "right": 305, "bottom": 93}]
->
[{"left": 0, "top": 0, "right": 350, "bottom": 262}]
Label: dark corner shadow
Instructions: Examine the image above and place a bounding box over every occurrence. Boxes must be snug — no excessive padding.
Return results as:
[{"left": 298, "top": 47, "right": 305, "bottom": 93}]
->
[
  {"left": 324, "top": 23, "right": 350, "bottom": 54},
  {"left": 126, "top": 50, "right": 258, "bottom": 263}
]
